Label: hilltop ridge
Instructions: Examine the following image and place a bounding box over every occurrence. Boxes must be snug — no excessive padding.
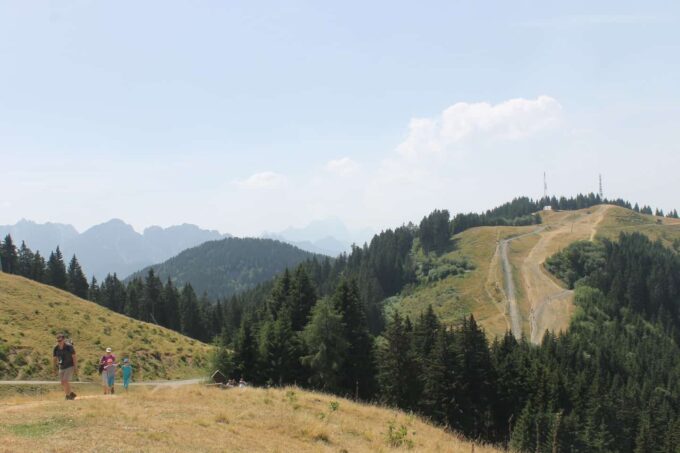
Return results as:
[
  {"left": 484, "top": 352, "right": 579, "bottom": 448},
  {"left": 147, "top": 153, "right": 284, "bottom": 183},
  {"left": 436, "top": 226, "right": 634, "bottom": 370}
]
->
[
  {"left": 393, "top": 204, "right": 680, "bottom": 341},
  {"left": 0, "top": 272, "right": 209, "bottom": 380}
]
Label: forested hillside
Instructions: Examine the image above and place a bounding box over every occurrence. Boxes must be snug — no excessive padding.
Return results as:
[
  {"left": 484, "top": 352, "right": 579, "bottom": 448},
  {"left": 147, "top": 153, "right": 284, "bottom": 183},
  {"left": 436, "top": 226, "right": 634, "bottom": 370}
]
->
[
  {"left": 126, "top": 237, "right": 318, "bottom": 299},
  {"left": 5, "top": 196, "right": 680, "bottom": 450},
  {"left": 210, "top": 232, "right": 680, "bottom": 451}
]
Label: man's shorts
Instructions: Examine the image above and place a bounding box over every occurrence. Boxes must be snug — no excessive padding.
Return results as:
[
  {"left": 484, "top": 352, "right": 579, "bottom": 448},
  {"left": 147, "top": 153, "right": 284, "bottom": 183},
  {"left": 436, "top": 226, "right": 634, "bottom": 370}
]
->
[{"left": 59, "top": 366, "right": 74, "bottom": 383}]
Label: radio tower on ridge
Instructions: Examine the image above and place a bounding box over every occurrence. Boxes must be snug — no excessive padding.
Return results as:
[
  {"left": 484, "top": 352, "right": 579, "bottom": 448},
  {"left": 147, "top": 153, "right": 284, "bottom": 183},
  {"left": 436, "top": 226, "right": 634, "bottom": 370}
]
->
[
  {"left": 599, "top": 174, "right": 604, "bottom": 200},
  {"left": 543, "top": 172, "right": 548, "bottom": 199}
]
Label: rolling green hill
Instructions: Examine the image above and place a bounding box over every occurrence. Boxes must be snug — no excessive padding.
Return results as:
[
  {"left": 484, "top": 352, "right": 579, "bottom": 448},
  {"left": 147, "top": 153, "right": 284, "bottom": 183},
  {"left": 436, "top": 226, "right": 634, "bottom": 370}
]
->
[
  {"left": 126, "top": 237, "right": 320, "bottom": 299},
  {"left": 0, "top": 272, "right": 210, "bottom": 380},
  {"left": 392, "top": 204, "right": 680, "bottom": 340}
]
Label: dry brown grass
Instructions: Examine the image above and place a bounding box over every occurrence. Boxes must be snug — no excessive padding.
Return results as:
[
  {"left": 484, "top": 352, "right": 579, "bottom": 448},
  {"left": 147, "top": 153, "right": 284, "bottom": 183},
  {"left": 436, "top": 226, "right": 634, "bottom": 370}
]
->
[
  {"left": 0, "top": 385, "right": 501, "bottom": 453},
  {"left": 0, "top": 273, "right": 210, "bottom": 381},
  {"left": 395, "top": 204, "right": 680, "bottom": 342}
]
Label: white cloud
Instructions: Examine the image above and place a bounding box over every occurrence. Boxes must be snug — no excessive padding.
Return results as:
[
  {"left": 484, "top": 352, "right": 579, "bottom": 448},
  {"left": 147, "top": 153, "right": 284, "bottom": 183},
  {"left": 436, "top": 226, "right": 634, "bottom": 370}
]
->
[
  {"left": 233, "top": 171, "right": 286, "bottom": 189},
  {"left": 325, "top": 157, "right": 359, "bottom": 177},
  {"left": 396, "top": 96, "right": 563, "bottom": 158}
]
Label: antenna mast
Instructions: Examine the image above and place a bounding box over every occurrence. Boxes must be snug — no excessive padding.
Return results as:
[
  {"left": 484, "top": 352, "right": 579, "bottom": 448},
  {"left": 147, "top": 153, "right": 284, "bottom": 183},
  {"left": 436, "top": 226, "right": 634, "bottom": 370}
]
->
[
  {"left": 599, "top": 174, "right": 603, "bottom": 199},
  {"left": 543, "top": 172, "right": 547, "bottom": 199}
]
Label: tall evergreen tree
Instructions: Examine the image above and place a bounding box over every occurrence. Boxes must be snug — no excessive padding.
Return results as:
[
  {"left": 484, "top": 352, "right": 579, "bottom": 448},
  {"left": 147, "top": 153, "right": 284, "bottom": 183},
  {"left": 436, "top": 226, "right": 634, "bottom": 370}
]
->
[
  {"left": 66, "top": 255, "right": 89, "bottom": 299},
  {"left": 179, "top": 284, "right": 203, "bottom": 339},
  {"left": 0, "top": 234, "right": 18, "bottom": 274},
  {"left": 301, "top": 298, "right": 348, "bottom": 392},
  {"left": 16, "top": 241, "right": 34, "bottom": 278},
  {"left": 88, "top": 276, "right": 100, "bottom": 302},
  {"left": 233, "top": 315, "right": 259, "bottom": 382},
  {"left": 258, "top": 309, "right": 303, "bottom": 386},
  {"left": 332, "top": 278, "right": 375, "bottom": 398},
  {"left": 376, "top": 311, "right": 419, "bottom": 410},
  {"left": 31, "top": 251, "right": 46, "bottom": 283},
  {"left": 288, "top": 266, "right": 317, "bottom": 331},
  {"left": 142, "top": 269, "right": 163, "bottom": 325},
  {"left": 46, "top": 247, "right": 67, "bottom": 289},
  {"left": 162, "top": 278, "right": 181, "bottom": 331}
]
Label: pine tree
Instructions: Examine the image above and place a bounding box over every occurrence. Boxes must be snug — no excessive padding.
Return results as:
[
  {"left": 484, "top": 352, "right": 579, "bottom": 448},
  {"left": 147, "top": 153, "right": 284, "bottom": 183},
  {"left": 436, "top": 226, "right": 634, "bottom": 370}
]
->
[
  {"left": 101, "top": 273, "right": 127, "bottom": 312},
  {"left": 124, "top": 278, "right": 141, "bottom": 318},
  {"left": 163, "top": 278, "right": 181, "bottom": 331},
  {"left": 16, "top": 241, "right": 34, "bottom": 278},
  {"left": 457, "top": 315, "right": 495, "bottom": 438},
  {"left": 88, "top": 276, "right": 99, "bottom": 302},
  {"left": 233, "top": 315, "right": 259, "bottom": 383},
  {"left": 332, "top": 278, "right": 375, "bottom": 398},
  {"left": 28, "top": 251, "right": 45, "bottom": 283},
  {"left": 288, "top": 266, "right": 317, "bottom": 331},
  {"left": 421, "top": 327, "right": 458, "bottom": 424},
  {"left": 179, "top": 284, "right": 203, "bottom": 339},
  {"left": 66, "top": 255, "right": 89, "bottom": 299},
  {"left": 139, "top": 269, "right": 162, "bottom": 323},
  {"left": 258, "top": 309, "right": 303, "bottom": 386},
  {"left": 46, "top": 247, "right": 67, "bottom": 289},
  {"left": 376, "top": 311, "right": 419, "bottom": 410},
  {"left": 0, "top": 234, "right": 18, "bottom": 274},
  {"left": 301, "top": 298, "right": 348, "bottom": 392}
]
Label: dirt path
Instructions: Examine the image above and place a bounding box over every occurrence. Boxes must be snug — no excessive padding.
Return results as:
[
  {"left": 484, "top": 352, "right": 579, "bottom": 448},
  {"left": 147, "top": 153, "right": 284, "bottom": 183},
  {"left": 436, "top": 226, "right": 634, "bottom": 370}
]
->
[
  {"left": 496, "top": 205, "right": 611, "bottom": 343},
  {"left": 522, "top": 205, "right": 611, "bottom": 343},
  {"left": 0, "top": 378, "right": 202, "bottom": 387},
  {"left": 498, "top": 228, "right": 544, "bottom": 339}
]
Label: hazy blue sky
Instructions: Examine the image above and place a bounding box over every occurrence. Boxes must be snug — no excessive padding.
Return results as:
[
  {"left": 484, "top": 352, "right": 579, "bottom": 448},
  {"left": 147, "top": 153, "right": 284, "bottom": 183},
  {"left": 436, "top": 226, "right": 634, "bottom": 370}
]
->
[{"left": 1, "top": 1, "right": 679, "bottom": 236}]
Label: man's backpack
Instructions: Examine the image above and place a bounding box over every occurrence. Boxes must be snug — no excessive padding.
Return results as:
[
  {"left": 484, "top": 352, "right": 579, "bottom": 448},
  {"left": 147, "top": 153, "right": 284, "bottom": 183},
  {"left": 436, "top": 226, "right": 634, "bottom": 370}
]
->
[{"left": 98, "top": 356, "right": 105, "bottom": 374}]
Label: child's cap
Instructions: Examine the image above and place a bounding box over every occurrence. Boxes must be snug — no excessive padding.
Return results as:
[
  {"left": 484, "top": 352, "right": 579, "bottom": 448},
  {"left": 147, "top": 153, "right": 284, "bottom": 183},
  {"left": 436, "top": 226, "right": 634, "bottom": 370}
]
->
[
  {"left": 123, "top": 358, "right": 129, "bottom": 363},
  {"left": 107, "top": 358, "right": 113, "bottom": 363}
]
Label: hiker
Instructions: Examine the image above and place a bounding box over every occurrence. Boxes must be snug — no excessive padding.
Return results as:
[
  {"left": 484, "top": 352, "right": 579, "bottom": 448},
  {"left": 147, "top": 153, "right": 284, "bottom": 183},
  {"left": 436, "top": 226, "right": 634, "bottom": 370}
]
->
[
  {"left": 52, "top": 333, "right": 77, "bottom": 400},
  {"left": 103, "top": 358, "right": 117, "bottom": 395},
  {"left": 99, "top": 347, "right": 116, "bottom": 394},
  {"left": 121, "top": 358, "right": 132, "bottom": 392},
  {"left": 239, "top": 377, "right": 247, "bottom": 388}
]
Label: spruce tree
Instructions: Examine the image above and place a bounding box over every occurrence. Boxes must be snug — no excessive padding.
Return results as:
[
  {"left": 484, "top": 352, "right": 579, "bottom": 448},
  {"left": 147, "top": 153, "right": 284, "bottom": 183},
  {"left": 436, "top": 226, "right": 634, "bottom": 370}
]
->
[
  {"left": 179, "top": 284, "right": 203, "bottom": 339},
  {"left": 163, "top": 278, "right": 181, "bottom": 331},
  {"left": 233, "top": 315, "right": 259, "bottom": 383},
  {"left": 88, "top": 276, "right": 100, "bottom": 302},
  {"left": 0, "top": 234, "right": 18, "bottom": 274},
  {"left": 301, "top": 298, "right": 348, "bottom": 392},
  {"left": 31, "top": 251, "right": 46, "bottom": 283},
  {"left": 258, "top": 309, "right": 303, "bottom": 386},
  {"left": 376, "top": 311, "right": 419, "bottom": 410},
  {"left": 46, "top": 247, "right": 67, "bottom": 289},
  {"left": 288, "top": 266, "right": 317, "bottom": 331},
  {"left": 17, "top": 241, "right": 34, "bottom": 278},
  {"left": 66, "top": 255, "right": 89, "bottom": 299},
  {"left": 332, "top": 278, "right": 375, "bottom": 398}
]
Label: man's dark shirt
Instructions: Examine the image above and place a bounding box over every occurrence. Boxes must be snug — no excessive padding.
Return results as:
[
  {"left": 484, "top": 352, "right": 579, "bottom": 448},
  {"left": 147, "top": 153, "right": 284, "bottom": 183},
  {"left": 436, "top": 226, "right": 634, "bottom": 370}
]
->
[{"left": 53, "top": 343, "right": 75, "bottom": 369}]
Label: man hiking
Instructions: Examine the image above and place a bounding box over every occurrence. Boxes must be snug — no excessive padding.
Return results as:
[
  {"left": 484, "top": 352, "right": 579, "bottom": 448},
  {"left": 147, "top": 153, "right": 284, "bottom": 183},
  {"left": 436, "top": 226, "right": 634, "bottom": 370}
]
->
[{"left": 53, "top": 333, "right": 77, "bottom": 400}]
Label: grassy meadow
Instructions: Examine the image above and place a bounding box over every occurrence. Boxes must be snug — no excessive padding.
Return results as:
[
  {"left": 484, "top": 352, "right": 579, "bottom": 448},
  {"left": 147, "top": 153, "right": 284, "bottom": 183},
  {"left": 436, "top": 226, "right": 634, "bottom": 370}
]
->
[
  {"left": 0, "top": 272, "right": 210, "bottom": 381},
  {"left": 0, "top": 384, "right": 500, "bottom": 452},
  {"left": 393, "top": 205, "right": 680, "bottom": 340}
]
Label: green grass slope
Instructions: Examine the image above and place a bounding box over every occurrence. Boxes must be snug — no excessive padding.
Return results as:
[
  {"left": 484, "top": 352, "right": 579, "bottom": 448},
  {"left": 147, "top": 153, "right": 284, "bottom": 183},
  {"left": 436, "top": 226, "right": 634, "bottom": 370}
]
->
[
  {"left": 392, "top": 205, "right": 680, "bottom": 338},
  {"left": 0, "top": 272, "right": 210, "bottom": 381}
]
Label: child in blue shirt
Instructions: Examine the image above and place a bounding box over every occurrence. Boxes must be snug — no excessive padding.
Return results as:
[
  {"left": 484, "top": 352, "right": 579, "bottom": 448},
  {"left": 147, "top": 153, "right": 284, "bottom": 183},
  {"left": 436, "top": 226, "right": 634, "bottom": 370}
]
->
[{"left": 121, "top": 358, "right": 132, "bottom": 391}]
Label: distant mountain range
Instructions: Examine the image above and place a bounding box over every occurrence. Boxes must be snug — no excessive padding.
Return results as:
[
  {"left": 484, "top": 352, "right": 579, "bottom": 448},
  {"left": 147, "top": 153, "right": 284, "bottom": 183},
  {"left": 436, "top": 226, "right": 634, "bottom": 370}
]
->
[
  {"left": 127, "top": 237, "right": 319, "bottom": 299},
  {"left": 263, "top": 218, "right": 374, "bottom": 256},
  {"left": 0, "top": 219, "right": 229, "bottom": 279}
]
